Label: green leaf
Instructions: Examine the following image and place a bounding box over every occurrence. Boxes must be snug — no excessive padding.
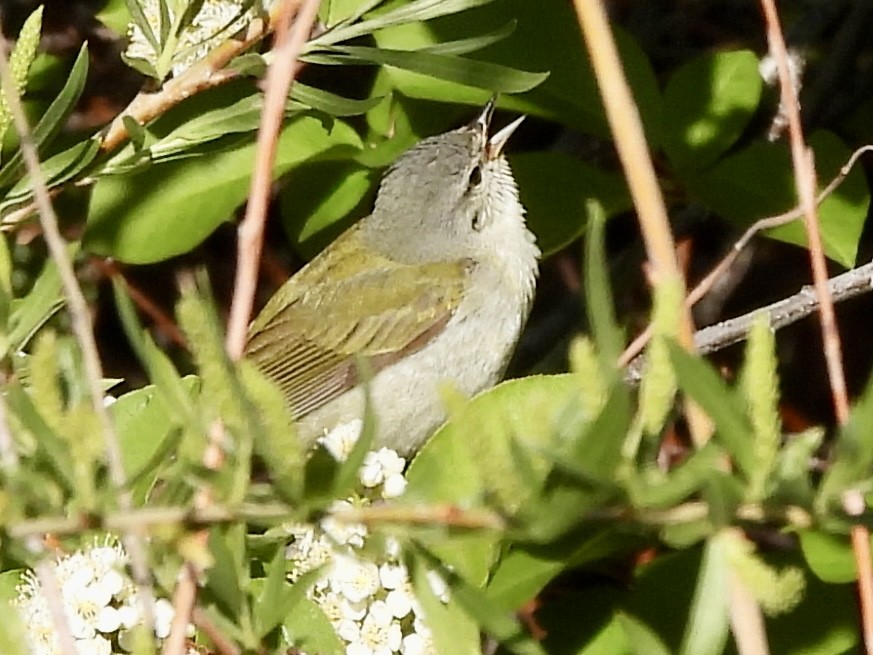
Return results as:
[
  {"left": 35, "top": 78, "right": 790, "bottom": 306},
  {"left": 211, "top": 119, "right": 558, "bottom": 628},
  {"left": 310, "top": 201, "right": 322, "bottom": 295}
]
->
[
  {"left": 628, "top": 442, "right": 727, "bottom": 510},
  {"left": 315, "top": 45, "right": 548, "bottom": 94},
  {"left": 584, "top": 208, "right": 625, "bottom": 367},
  {"left": 206, "top": 526, "right": 248, "bottom": 618},
  {"left": 619, "top": 613, "right": 672, "bottom": 655},
  {"left": 679, "top": 535, "right": 730, "bottom": 655},
  {"left": 282, "top": 596, "right": 345, "bottom": 655},
  {"left": 280, "top": 161, "right": 376, "bottom": 258},
  {"left": 667, "top": 342, "right": 755, "bottom": 476},
  {"left": 818, "top": 368, "right": 873, "bottom": 515},
  {"left": 686, "top": 131, "right": 868, "bottom": 267},
  {"left": 0, "top": 578, "right": 30, "bottom": 655},
  {"left": 85, "top": 115, "right": 363, "bottom": 263},
  {"left": 96, "top": 0, "right": 131, "bottom": 34},
  {"left": 798, "top": 530, "right": 864, "bottom": 584},
  {"left": 510, "top": 152, "right": 631, "bottom": 258},
  {"left": 313, "top": 0, "right": 497, "bottom": 46},
  {"left": 662, "top": 50, "right": 762, "bottom": 170},
  {"left": 0, "top": 44, "right": 89, "bottom": 191},
  {"left": 110, "top": 381, "right": 196, "bottom": 502},
  {"left": 7, "top": 252, "right": 65, "bottom": 352},
  {"left": 290, "top": 82, "right": 384, "bottom": 116},
  {"left": 386, "top": 3, "right": 661, "bottom": 143},
  {"left": 417, "top": 21, "right": 517, "bottom": 56},
  {"left": 409, "top": 554, "right": 498, "bottom": 655},
  {"left": 254, "top": 546, "right": 296, "bottom": 638},
  {"left": 0, "top": 139, "right": 100, "bottom": 212}
]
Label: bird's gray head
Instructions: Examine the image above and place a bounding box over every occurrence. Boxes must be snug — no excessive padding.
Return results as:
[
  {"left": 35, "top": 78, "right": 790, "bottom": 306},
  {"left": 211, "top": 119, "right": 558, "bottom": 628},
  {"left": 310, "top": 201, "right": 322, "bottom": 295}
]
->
[{"left": 364, "top": 102, "right": 532, "bottom": 264}]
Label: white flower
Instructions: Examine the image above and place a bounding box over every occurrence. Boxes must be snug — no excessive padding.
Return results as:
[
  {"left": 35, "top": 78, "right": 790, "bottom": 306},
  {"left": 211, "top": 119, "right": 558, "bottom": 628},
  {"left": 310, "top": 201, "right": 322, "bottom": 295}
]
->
[
  {"left": 320, "top": 419, "right": 363, "bottom": 461},
  {"left": 401, "top": 632, "right": 431, "bottom": 655},
  {"left": 15, "top": 537, "right": 190, "bottom": 655},
  {"left": 347, "top": 601, "right": 403, "bottom": 655},
  {"left": 359, "top": 448, "right": 406, "bottom": 489},
  {"left": 381, "top": 472, "right": 408, "bottom": 499},
  {"left": 153, "top": 598, "right": 176, "bottom": 640},
  {"left": 321, "top": 500, "right": 368, "bottom": 548},
  {"left": 425, "top": 570, "right": 450, "bottom": 603},
  {"left": 330, "top": 554, "right": 380, "bottom": 604}
]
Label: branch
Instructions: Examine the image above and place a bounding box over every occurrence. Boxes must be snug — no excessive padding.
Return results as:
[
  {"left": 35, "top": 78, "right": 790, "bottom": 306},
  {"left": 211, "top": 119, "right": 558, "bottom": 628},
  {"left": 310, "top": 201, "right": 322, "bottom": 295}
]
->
[{"left": 626, "top": 259, "right": 873, "bottom": 383}]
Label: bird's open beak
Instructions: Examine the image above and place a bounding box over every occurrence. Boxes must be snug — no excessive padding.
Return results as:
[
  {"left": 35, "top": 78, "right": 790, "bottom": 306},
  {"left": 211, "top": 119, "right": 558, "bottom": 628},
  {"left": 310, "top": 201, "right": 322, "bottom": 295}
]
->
[{"left": 487, "top": 115, "right": 525, "bottom": 160}]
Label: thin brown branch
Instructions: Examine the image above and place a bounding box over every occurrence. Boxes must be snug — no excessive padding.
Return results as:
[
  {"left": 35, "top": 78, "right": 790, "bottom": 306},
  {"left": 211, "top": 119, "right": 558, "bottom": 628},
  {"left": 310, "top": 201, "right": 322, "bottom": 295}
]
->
[
  {"left": 101, "top": 12, "right": 274, "bottom": 153},
  {"left": 572, "top": 0, "right": 711, "bottom": 448},
  {"left": 94, "top": 259, "right": 188, "bottom": 349},
  {"left": 759, "top": 2, "right": 865, "bottom": 648},
  {"left": 0, "top": 30, "right": 158, "bottom": 635},
  {"left": 759, "top": 0, "right": 849, "bottom": 423},
  {"left": 729, "top": 558, "right": 771, "bottom": 655},
  {"left": 618, "top": 144, "right": 873, "bottom": 369},
  {"left": 226, "top": 0, "right": 320, "bottom": 359},
  {"left": 161, "top": 563, "right": 200, "bottom": 655},
  {"left": 192, "top": 607, "right": 242, "bottom": 655}
]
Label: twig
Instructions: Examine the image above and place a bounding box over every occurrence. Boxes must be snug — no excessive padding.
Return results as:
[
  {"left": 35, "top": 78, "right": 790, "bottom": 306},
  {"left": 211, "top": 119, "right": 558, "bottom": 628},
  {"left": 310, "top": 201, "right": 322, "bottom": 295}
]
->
[
  {"left": 572, "top": 0, "right": 711, "bottom": 448},
  {"left": 760, "top": 2, "right": 858, "bottom": 650},
  {"left": 625, "top": 258, "right": 873, "bottom": 383},
  {"left": 93, "top": 259, "right": 188, "bottom": 349},
  {"left": 618, "top": 144, "right": 873, "bottom": 368},
  {"left": 729, "top": 556, "right": 771, "bottom": 655},
  {"left": 760, "top": 0, "right": 849, "bottom": 423},
  {"left": 225, "top": 0, "right": 321, "bottom": 359},
  {"left": 0, "top": 27, "right": 158, "bottom": 637},
  {"left": 192, "top": 608, "right": 242, "bottom": 655},
  {"left": 163, "top": 3, "right": 319, "bottom": 651},
  {"left": 162, "top": 562, "right": 200, "bottom": 655}
]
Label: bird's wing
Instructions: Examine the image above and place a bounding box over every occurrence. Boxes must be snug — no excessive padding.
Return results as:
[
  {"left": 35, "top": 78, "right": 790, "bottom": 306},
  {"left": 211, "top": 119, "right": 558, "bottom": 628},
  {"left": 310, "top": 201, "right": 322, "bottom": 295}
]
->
[{"left": 244, "top": 229, "right": 471, "bottom": 418}]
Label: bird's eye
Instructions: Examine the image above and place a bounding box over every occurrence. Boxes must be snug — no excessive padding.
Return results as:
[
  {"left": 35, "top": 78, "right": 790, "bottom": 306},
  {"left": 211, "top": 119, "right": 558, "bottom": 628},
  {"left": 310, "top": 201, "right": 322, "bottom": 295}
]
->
[
  {"left": 468, "top": 165, "right": 482, "bottom": 188},
  {"left": 472, "top": 211, "right": 484, "bottom": 231}
]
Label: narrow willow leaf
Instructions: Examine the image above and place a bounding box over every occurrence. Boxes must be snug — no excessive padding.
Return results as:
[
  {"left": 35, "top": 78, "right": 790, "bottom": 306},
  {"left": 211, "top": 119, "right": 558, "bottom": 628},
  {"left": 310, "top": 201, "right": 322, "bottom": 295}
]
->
[
  {"left": 8, "top": 249, "right": 66, "bottom": 351},
  {"left": 0, "top": 44, "right": 89, "bottom": 190},
  {"left": 0, "top": 233, "right": 12, "bottom": 334},
  {"left": 317, "top": 45, "right": 548, "bottom": 93},
  {"left": 679, "top": 535, "right": 730, "bottom": 655},
  {"left": 584, "top": 208, "right": 624, "bottom": 368},
  {"left": 628, "top": 442, "right": 726, "bottom": 509},
  {"left": 619, "top": 613, "right": 672, "bottom": 655},
  {"left": 111, "top": 278, "right": 200, "bottom": 429},
  {"left": 290, "top": 82, "right": 384, "bottom": 116},
  {"left": 668, "top": 343, "right": 755, "bottom": 475},
  {"left": 313, "top": 0, "right": 496, "bottom": 46},
  {"left": 417, "top": 21, "right": 516, "bottom": 55},
  {"left": 739, "top": 314, "right": 781, "bottom": 502},
  {"left": 2, "top": 139, "right": 101, "bottom": 209}
]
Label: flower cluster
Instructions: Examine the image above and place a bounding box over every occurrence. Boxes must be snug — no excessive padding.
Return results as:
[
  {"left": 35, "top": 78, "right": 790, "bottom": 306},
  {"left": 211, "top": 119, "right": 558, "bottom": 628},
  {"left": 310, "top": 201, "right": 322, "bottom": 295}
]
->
[
  {"left": 15, "top": 538, "right": 188, "bottom": 655},
  {"left": 282, "top": 430, "right": 447, "bottom": 655},
  {"left": 125, "top": 0, "right": 273, "bottom": 77}
]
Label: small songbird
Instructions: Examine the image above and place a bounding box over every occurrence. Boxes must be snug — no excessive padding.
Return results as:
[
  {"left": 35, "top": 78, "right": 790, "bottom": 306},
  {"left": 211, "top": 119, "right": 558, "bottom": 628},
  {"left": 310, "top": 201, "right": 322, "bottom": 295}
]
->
[{"left": 245, "top": 101, "right": 540, "bottom": 455}]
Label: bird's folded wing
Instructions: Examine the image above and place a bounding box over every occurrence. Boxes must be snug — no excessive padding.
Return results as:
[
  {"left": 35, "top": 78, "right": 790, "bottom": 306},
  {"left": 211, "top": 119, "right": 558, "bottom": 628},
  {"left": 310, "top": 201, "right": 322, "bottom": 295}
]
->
[{"left": 245, "top": 231, "right": 470, "bottom": 418}]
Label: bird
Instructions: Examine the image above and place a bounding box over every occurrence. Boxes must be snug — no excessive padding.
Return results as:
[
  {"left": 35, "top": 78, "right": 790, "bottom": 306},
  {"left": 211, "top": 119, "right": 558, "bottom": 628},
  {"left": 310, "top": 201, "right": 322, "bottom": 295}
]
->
[{"left": 245, "top": 100, "right": 540, "bottom": 455}]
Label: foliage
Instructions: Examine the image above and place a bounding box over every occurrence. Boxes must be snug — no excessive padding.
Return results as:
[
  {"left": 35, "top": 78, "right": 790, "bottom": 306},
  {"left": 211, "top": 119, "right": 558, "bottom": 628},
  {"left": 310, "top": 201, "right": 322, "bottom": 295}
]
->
[{"left": 0, "top": 1, "right": 871, "bottom": 655}]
